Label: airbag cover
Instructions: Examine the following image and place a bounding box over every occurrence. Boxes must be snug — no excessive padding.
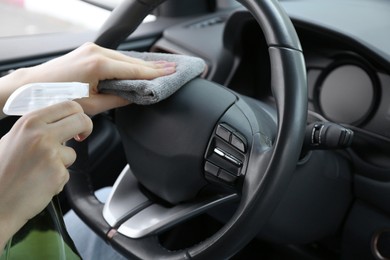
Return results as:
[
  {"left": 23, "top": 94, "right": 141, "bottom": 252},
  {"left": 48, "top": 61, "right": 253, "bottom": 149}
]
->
[{"left": 116, "top": 78, "right": 237, "bottom": 204}]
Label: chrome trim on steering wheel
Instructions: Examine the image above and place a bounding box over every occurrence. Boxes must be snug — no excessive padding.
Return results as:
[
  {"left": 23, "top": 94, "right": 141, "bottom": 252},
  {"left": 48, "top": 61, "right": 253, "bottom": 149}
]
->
[{"left": 103, "top": 165, "right": 238, "bottom": 238}]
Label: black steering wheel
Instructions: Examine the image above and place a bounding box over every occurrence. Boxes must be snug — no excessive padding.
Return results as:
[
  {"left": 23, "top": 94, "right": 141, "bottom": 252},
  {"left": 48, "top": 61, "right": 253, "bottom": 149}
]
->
[{"left": 66, "top": 0, "right": 307, "bottom": 259}]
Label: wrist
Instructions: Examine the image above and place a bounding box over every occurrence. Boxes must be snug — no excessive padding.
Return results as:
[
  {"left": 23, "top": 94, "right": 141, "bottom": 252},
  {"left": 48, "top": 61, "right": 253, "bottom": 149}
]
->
[
  {"left": 7, "top": 67, "right": 36, "bottom": 87},
  {"left": 0, "top": 67, "right": 35, "bottom": 118}
]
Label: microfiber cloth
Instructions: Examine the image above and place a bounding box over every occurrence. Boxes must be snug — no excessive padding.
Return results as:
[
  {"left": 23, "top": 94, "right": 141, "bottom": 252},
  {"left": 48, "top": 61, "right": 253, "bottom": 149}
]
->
[{"left": 97, "top": 51, "right": 207, "bottom": 105}]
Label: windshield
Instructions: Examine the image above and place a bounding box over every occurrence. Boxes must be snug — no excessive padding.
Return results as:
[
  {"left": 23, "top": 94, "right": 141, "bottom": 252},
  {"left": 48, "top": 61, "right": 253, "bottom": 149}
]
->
[{"left": 0, "top": 0, "right": 123, "bottom": 37}]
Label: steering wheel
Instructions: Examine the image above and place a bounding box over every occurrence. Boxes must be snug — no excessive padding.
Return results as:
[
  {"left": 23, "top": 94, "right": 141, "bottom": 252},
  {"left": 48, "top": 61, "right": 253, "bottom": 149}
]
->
[{"left": 66, "top": 0, "right": 307, "bottom": 259}]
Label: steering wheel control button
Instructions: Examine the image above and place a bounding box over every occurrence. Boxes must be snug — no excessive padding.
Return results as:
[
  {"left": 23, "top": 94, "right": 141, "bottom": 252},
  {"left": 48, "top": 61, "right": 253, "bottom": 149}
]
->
[
  {"left": 213, "top": 148, "right": 242, "bottom": 167},
  {"left": 205, "top": 161, "right": 220, "bottom": 177},
  {"left": 231, "top": 133, "right": 247, "bottom": 152},
  {"left": 216, "top": 124, "right": 232, "bottom": 142},
  {"left": 219, "top": 169, "right": 237, "bottom": 183},
  {"left": 214, "top": 147, "right": 225, "bottom": 157},
  {"left": 224, "top": 152, "right": 243, "bottom": 167},
  {"left": 215, "top": 123, "right": 247, "bottom": 153}
]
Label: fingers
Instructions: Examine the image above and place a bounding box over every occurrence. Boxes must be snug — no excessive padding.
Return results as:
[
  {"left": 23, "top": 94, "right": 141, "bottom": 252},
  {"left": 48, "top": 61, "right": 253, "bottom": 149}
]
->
[
  {"left": 59, "top": 145, "right": 77, "bottom": 168},
  {"left": 95, "top": 44, "right": 152, "bottom": 67},
  {"left": 21, "top": 101, "right": 93, "bottom": 150},
  {"left": 80, "top": 43, "right": 176, "bottom": 81},
  {"left": 87, "top": 42, "right": 174, "bottom": 69},
  {"left": 26, "top": 101, "right": 93, "bottom": 142},
  {"left": 51, "top": 111, "right": 93, "bottom": 143},
  {"left": 76, "top": 93, "right": 130, "bottom": 116},
  {"left": 103, "top": 59, "right": 176, "bottom": 81},
  {"left": 30, "top": 100, "right": 84, "bottom": 124},
  {"left": 55, "top": 166, "right": 71, "bottom": 194}
]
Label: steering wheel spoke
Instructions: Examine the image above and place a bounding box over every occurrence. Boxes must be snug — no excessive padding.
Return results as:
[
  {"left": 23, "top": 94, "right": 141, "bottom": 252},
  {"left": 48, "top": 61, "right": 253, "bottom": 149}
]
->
[{"left": 104, "top": 164, "right": 238, "bottom": 239}]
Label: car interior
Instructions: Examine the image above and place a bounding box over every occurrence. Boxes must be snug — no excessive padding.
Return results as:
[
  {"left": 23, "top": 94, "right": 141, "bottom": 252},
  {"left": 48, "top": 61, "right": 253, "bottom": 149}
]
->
[{"left": 1, "top": 0, "right": 390, "bottom": 259}]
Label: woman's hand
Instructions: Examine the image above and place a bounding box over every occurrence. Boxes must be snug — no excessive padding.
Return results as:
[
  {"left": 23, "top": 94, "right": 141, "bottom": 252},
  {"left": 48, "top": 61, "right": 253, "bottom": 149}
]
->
[
  {"left": 0, "top": 101, "right": 92, "bottom": 249},
  {"left": 30, "top": 43, "right": 176, "bottom": 115},
  {"left": 0, "top": 42, "right": 176, "bottom": 117}
]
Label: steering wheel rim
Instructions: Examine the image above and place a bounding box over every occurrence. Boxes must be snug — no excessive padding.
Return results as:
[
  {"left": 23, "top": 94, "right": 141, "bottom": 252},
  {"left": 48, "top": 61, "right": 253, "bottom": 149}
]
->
[{"left": 66, "top": 0, "right": 307, "bottom": 259}]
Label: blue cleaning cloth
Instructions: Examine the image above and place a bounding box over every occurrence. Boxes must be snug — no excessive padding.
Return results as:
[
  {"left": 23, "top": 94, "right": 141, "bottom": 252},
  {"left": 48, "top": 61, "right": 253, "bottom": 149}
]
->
[{"left": 97, "top": 51, "right": 207, "bottom": 105}]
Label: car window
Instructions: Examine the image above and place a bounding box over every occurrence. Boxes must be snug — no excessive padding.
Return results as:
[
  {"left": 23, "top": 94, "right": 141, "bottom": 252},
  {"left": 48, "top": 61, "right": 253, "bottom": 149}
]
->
[
  {"left": 0, "top": 0, "right": 154, "bottom": 38},
  {"left": 0, "top": 0, "right": 114, "bottom": 37}
]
